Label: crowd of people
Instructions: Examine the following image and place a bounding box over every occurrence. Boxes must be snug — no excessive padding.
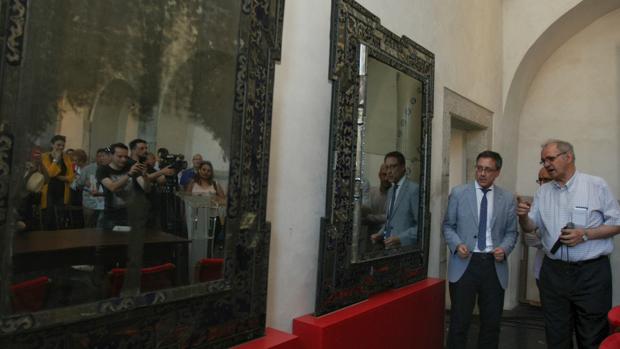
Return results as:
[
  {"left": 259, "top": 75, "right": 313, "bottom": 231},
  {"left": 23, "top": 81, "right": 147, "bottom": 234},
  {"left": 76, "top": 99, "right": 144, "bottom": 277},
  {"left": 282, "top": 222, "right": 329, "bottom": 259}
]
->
[{"left": 18, "top": 135, "right": 226, "bottom": 233}]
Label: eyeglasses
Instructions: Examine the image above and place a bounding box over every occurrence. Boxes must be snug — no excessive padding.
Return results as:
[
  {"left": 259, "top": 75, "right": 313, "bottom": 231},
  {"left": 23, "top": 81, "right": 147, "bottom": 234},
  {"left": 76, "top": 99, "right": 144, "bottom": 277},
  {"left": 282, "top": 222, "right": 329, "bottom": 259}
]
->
[
  {"left": 539, "top": 151, "right": 566, "bottom": 165},
  {"left": 475, "top": 166, "right": 497, "bottom": 174},
  {"left": 384, "top": 163, "right": 402, "bottom": 170},
  {"left": 536, "top": 178, "right": 552, "bottom": 185}
]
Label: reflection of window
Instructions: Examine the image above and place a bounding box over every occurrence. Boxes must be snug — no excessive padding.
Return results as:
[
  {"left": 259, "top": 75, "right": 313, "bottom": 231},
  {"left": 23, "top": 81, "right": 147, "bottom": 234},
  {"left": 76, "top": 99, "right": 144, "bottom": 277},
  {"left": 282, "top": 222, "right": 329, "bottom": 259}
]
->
[{"left": 364, "top": 57, "right": 424, "bottom": 183}]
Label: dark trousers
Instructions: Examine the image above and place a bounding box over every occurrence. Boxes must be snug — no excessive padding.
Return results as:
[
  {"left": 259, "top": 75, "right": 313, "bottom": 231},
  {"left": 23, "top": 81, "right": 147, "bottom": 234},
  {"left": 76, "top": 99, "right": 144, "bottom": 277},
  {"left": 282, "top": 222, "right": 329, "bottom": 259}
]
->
[
  {"left": 448, "top": 253, "right": 505, "bottom": 349},
  {"left": 539, "top": 255, "right": 611, "bottom": 349}
]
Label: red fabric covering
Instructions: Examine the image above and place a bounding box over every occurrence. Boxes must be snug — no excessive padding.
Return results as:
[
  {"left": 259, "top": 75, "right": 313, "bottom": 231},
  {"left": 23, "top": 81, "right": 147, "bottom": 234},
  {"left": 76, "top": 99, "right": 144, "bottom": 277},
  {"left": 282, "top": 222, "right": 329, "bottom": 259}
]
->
[
  {"left": 11, "top": 276, "right": 50, "bottom": 312},
  {"left": 293, "top": 278, "right": 445, "bottom": 349},
  {"left": 600, "top": 333, "right": 620, "bottom": 349},
  {"left": 609, "top": 306, "right": 620, "bottom": 332},
  {"left": 108, "top": 263, "right": 176, "bottom": 297},
  {"left": 195, "top": 258, "right": 224, "bottom": 282}
]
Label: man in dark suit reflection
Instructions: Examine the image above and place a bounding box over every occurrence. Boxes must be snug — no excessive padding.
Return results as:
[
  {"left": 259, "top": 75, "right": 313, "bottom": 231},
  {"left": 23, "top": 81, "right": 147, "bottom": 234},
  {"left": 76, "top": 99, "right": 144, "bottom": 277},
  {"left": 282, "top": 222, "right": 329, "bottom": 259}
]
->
[{"left": 370, "top": 151, "right": 419, "bottom": 247}]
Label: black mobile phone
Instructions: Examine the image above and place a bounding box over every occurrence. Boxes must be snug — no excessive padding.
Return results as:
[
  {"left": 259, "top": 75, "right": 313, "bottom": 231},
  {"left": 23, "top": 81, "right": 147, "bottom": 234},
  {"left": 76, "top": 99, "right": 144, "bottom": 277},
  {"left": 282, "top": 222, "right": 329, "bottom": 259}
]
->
[{"left": 550, "top": 222, "right": 575, "bottom": 254}]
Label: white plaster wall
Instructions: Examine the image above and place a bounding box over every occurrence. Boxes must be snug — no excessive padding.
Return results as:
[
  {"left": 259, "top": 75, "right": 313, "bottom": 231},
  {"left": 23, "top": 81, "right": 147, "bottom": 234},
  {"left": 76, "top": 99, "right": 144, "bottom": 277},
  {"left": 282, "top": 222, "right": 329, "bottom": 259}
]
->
[
  {"left": 449, "top": 129, "right": 465, "bottom": 190},
  {"left": 267, "top": 0, "right": 505, "bottom": 331},
  {"left": 516, "top": 8, "right": 620, "bottom": 304},
  {"left": 266, "top": 0, "right": 332, "bottom": 331},
  {"left": 502, "top": 0, "right": 581, "bottom": 103}
]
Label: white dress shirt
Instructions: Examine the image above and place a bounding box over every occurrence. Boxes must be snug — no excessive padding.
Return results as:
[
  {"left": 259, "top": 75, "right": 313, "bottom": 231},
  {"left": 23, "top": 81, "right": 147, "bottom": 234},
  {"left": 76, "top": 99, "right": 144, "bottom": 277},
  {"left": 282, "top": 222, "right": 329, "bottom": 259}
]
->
[{"left": 529, "top": 171, "right": 620, "bottom": 261}]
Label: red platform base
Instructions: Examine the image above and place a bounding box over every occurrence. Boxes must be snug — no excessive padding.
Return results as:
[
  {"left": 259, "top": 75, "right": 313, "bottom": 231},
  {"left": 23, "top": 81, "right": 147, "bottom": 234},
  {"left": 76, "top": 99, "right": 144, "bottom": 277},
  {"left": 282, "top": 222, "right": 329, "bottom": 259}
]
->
[
  {"left": 293, "top": 278, "right": 445, "bottom": 349},
  {"left": 233, "top": 327, "right": 301, "bottom": 349}
]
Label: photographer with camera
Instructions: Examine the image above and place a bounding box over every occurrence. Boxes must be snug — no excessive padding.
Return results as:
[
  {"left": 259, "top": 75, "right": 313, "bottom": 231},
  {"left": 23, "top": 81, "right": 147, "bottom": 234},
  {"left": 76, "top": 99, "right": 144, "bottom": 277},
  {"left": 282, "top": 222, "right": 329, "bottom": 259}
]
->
[
  {"left": 128, "top": 139, "right": 176, "bottom": 184},
  {"left": 97, "top": 143, "right": 150, "bottom": 230},
  {"left": 517, "top": 140, "right": 620, "bottom": 349}
]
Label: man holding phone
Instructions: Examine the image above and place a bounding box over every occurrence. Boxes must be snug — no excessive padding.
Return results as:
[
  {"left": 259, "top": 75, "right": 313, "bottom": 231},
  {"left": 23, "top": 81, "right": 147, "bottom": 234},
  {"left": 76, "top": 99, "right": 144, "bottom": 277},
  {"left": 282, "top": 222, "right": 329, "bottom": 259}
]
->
[{"left": 517, "top": 139, "right": 620, "bottom": 349}]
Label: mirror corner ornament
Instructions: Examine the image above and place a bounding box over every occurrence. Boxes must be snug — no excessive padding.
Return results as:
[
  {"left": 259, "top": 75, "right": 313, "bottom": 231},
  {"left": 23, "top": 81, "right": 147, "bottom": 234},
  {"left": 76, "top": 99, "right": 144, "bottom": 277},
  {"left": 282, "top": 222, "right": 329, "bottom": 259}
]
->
[{"left": 5, "top": 0, "right": 27, "bottom": 66}]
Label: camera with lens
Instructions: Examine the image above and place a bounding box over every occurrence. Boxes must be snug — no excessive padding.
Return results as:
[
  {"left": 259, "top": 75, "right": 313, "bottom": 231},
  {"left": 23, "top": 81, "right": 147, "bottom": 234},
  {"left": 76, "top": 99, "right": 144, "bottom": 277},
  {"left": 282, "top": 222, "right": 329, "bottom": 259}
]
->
[{"left": 157, "top": 148, "right": 188, "bottom": 172}]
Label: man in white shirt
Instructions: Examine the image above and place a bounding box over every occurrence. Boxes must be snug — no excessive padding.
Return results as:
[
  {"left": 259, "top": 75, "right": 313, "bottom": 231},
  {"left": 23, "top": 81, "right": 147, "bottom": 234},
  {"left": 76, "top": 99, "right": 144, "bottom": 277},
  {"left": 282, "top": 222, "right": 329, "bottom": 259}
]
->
[{"left": 517, "top": 139, "right": 620, "bottom": 349}]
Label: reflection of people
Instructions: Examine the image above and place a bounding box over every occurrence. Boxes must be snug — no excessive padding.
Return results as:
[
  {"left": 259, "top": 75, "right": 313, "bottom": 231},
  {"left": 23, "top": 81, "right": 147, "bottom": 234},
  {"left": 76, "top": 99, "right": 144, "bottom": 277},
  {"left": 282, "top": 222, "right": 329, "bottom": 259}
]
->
[
  {"left": 97, "top": 143, "right": 150, "bottom": 229},
  {"left": 128, "top": 138, "right": 175, "bottom": 184},
  {"left": 17, "top": 146, "right": 48, "bottom": 231},
  {"left": 443, "top": 150, "right": 518, "bottom": 349},
  {"left": 179, "top": 153, "right": 204, "bottom": 188},
  {"left": 185, "top": 161, "right": 226, "bottom": 203},
  {"left": 75, "top": 148, "right": 110, "bottom": 228},
  {"left": 41, "top": 135, "right": 75, "bottom": 230},
  {"left": 517, "top": 140, "right": 620, "bottom": 348},
  {"left": 370, "top": 151, "right": 419, "bottom": 247},
  {"left": 521, "top": 167, "right": 553, "bottom": 284},
  {"left": 361, "top": 164, "right": 390, "bottom": 236},
  {"left": 69, "top": 149, "right": 88, "bottom": 203}
]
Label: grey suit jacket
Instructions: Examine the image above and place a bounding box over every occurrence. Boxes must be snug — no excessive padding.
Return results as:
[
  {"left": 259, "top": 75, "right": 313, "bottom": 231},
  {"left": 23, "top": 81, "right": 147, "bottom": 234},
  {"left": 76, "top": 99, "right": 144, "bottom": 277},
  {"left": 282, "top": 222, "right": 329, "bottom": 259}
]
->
[
  {"left": 384, "top": 179, "right": 419, "bottom": 246},
  {"left": 442, "top": 182, "right": 518, "bottom": 289}
]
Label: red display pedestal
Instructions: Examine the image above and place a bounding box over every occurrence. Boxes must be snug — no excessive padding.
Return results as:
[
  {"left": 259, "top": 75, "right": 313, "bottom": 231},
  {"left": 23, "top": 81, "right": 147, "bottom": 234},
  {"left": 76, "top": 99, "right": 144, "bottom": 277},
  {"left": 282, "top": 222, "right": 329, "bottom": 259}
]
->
[
  {"left": 233, "top": 327, "right": 301, "bottom": 349},
  {"left": 293, "top": 278, "right": 445, "bottom": 349}
]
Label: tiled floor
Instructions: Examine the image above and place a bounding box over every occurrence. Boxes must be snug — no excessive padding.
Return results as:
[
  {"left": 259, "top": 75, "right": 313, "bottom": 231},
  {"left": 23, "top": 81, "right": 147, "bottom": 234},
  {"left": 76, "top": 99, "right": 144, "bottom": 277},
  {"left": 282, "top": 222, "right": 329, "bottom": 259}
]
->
[{"left": 446, "top": 304, "right": 548, "bottom": 348}]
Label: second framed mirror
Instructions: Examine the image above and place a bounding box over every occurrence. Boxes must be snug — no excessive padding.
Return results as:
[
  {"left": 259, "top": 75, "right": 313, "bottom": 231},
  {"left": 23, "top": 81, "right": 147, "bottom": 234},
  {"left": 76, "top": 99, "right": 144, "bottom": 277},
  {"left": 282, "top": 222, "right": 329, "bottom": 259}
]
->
[{"left": 316, "top": 0, "right": 434, "bottom": 315}]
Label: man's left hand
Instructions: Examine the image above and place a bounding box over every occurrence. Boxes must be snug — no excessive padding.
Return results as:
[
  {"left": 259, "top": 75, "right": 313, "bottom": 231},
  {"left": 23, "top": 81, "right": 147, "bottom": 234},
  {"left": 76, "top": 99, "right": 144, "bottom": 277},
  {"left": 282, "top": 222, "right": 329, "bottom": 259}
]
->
[
  {"left": 384, "top": 236, "right": 401, "bottom": 248},
  {"left": 492, "top": 247, "right": 505, "bottom": 262},
  {"left": 559, "top": 227, "right": 586, "bottom": 247}
]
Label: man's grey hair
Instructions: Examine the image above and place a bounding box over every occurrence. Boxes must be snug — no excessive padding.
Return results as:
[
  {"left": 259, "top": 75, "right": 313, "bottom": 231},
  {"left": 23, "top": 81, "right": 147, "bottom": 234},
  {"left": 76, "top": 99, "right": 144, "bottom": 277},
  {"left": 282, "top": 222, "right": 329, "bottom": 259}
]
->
[{"left": 541, "top": 139, "right": 575, "bottom": 161}]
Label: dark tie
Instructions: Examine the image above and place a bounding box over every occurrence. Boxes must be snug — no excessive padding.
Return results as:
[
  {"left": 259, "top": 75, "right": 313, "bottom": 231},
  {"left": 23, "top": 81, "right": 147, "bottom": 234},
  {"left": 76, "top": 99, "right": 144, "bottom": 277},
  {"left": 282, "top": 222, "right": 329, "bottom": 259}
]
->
[
  {"left": 478, "top": 188, "right": 490, "bottom": 251},
  {"left": 384, "top": 184, "right": 399, "bottom": 238}
]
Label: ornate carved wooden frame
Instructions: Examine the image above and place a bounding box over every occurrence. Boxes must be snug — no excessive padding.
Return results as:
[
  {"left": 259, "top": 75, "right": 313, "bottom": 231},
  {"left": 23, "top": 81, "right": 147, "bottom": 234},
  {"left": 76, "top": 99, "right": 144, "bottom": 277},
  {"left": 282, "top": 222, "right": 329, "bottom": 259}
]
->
[
  {"left": 0, "top": 1, "right": 284, "bottom": 347},
  {"left": 316, "top": 0, "right": 434, "bottom": 315}
]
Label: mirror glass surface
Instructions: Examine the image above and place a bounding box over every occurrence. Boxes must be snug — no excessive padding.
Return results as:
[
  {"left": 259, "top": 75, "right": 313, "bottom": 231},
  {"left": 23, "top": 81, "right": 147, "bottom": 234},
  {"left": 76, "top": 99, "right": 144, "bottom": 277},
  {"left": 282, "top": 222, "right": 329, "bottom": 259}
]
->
[
  {"left": 354, "top": 55, "right": 423, "bottom": 261},
  {"left": 8, "top": 0, "right": 236, "bottom": 315}
]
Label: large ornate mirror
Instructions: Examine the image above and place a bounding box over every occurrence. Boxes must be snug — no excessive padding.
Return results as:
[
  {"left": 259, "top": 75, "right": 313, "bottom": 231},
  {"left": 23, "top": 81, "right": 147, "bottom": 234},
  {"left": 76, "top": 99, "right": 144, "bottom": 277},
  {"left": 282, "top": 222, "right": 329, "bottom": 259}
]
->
[
  {"left": 0, "top": 0, "right": 283, "bottom": 347},
  {"left": 316, "top": 0, "right": 433, "bottom": 315}
]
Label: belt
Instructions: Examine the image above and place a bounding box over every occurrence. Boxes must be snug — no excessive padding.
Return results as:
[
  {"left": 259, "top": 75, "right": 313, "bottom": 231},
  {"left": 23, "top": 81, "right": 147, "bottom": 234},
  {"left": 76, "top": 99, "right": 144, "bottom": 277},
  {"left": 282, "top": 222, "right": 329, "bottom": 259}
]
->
[
  {"left": 472, "top": 252, "right": 494, "bottom": 260},
  {"left": 544, "top": 255, "right": 607, "bottom": 267}
]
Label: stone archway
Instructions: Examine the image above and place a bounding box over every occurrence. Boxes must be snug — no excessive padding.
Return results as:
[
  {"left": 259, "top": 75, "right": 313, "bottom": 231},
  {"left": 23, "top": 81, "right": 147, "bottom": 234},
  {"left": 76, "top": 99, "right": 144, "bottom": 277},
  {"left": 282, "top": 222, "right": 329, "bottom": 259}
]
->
[{"left": 499, "top": 0, "right": 620, "bottom": 188}]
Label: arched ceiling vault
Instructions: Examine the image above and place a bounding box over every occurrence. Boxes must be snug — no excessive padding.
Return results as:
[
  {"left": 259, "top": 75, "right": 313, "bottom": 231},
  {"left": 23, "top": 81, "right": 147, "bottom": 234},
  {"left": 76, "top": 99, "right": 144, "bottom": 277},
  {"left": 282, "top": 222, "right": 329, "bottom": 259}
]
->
[{"left": 504, "top": 0, "right": 620, "bottom": 122}]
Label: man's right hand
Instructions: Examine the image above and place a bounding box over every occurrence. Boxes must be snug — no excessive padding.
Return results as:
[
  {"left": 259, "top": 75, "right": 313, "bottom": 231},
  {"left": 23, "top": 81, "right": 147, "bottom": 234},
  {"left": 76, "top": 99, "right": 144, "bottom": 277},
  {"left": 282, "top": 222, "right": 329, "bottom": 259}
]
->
[
  {"left": 129, "top": 163, "right": 145, "bottom": 176},
  {"left": 370, "top": 232, "right": 383, "bottom": 243},
  {"left": 52, "top": 151, "right": 63, "bottom": 162},
  {"left": 456, "top": 243, "right": 469, "bottom": 259},
  {"left": 516, "top": 201, "right": 531, "bottom": 218}
]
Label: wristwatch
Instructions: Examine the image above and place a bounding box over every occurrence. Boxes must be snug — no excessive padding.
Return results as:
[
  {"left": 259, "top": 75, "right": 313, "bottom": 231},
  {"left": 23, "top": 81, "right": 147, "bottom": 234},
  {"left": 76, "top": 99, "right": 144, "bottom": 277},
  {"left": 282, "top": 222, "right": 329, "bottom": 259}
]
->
[{"left": 582, "top": 230, "right": 589, "bottom": 242}]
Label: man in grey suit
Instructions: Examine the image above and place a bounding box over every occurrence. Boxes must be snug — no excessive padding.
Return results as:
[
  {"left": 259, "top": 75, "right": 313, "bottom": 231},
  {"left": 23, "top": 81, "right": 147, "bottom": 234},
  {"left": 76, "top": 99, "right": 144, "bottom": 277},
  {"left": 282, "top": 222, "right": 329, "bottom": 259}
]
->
[
  {"left": 443, "top": 150, "right": 518, "bottom": 349},
  {"left": 370, "top": 151, "right": 419, "bottom": 248}
]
